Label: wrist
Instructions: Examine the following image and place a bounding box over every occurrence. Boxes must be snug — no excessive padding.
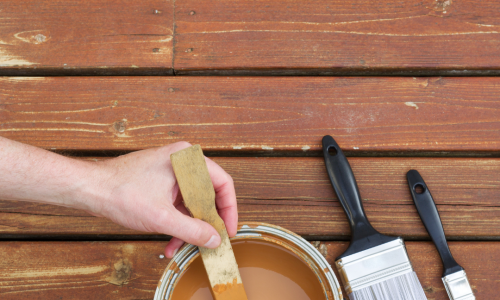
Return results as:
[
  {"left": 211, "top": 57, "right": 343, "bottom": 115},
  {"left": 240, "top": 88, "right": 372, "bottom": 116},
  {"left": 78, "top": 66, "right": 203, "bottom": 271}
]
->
[{"left": 69, "top": 159, "right": 115, "bottom": 216}]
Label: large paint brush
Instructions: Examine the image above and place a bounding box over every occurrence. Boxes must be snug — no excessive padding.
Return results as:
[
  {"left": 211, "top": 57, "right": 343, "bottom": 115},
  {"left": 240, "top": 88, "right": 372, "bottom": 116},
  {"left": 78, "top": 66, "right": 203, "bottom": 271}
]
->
[
  {"left": 171, "top": 145, "right": 248, "bottom": 300},
  {"left": 322, "top": 135, "right": 427, "bottom": 300},
  {"left": 407, "top": 170, "right": 475, "bottom": 300}
]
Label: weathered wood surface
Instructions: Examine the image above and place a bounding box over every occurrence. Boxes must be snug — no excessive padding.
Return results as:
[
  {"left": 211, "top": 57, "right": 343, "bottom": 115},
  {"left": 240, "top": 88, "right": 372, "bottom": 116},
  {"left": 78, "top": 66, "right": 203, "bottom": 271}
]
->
[
  {"left": 0, "top": 242, "right": 168, "bottom": 299},
  {"left": 1, "top": 157, "right": 498, "bottom": 239},
  {"left": 2, "top": 0, "right": 500, "bottom": 75},
  {"left": 1, "top": 77, "right": 500, "bottom": 154},
  {"left": 174, "top": 0, "right": 500, "bottom": 75},
  {"left": 0, "top": 0, "right": 173, "bottom": 75},
  {"left": 0, "top": 241, "right": 497, "bottom": 299}
]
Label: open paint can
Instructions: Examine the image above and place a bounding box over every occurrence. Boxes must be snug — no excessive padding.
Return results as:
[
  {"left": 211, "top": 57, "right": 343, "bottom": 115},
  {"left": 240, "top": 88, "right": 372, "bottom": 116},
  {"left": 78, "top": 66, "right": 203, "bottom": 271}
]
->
[{"left": 155, "top": 222, "right": 342, "bottom": 300}]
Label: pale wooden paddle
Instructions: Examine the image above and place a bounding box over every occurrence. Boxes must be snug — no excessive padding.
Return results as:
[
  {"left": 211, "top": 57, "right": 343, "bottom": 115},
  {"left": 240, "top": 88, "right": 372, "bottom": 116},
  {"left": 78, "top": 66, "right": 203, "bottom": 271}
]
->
[{"left": 171, "top": 145, "right": 248, "bottom": 300}]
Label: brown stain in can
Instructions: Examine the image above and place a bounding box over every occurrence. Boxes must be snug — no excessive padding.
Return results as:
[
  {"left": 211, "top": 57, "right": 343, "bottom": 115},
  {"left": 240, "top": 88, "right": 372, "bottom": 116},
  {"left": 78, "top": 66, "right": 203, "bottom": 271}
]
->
[{"left": 171, "top": 239, "right": 326, "bottom": 300}]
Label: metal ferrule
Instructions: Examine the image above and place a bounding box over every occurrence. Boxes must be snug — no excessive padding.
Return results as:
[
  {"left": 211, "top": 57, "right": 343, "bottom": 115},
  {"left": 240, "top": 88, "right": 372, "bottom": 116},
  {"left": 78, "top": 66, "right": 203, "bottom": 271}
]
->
[
  {"left": 335, "top": 238, "right": 414, "bottom": 294},
  {"left": 442, "top": 270, "right": 475, "bottom": 300}
]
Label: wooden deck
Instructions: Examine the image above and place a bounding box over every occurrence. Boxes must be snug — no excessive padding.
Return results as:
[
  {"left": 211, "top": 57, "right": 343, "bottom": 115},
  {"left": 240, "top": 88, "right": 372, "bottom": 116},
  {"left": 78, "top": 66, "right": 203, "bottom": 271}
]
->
[{"left": 1, "top": 0, "right": 499, "bottom": 299}]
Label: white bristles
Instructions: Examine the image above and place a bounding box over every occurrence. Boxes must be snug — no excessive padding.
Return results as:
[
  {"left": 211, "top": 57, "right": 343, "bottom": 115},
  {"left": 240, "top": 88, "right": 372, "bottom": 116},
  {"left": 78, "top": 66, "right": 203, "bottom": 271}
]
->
[{"left": 349, "top": 271, "right": 427, "bottom": 300}]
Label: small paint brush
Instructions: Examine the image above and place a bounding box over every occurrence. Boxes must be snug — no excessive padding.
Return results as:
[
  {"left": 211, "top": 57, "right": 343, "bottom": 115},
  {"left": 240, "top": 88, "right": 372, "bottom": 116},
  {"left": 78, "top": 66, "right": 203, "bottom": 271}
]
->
[
  {"left": 407, "top": 170, "right": 475, "bottom": 300},
  {"left": 171, "top": 145, "right": 248, "bottom": 300},
  {"left": 322, "top": 136, "right": 427, "bottom": 300}
]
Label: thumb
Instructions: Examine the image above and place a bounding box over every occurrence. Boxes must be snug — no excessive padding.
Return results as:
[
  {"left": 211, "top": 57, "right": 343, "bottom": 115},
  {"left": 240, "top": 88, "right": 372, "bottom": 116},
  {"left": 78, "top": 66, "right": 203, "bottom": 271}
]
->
[{"left": 168, "top": 211, "right": 221, "bottom": 249}]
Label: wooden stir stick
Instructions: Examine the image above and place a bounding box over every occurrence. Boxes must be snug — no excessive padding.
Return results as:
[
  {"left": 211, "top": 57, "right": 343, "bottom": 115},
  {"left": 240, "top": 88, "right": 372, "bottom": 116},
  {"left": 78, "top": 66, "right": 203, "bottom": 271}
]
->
[{"left": 171, "top": 145, "right": 248, "bottom": 300}]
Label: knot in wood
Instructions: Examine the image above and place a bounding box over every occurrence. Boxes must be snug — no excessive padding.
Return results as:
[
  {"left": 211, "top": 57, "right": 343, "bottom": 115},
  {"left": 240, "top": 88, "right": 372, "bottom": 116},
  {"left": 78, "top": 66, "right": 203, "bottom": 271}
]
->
[
  {"left": 107, "top": 258, "right": 132, "bottom": 286},
  {"left": 34, "top": 34, "right": 46, "bottom": 44},
  {"left": 113, "top": 120, "right": 127, "bottom": 133}
]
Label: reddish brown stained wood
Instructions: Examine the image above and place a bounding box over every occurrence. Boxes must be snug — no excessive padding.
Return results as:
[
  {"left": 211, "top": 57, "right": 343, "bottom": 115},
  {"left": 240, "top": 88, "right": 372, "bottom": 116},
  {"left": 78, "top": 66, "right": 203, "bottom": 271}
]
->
[
  {"left": 174, "top": 0, "right": 500, "bottom": 74},
  {"left": 0, "top": 242, "right": 169, "bottom": 299},
  {"left": 322, "top": 241, "right": 500, "bottom": 300},
  {"left": 1, "top": 77, "right": 500, "bottom": 153},
  {"left": 0, "top": 241, "right": 497, "bottom": 299},
  {"left": 0, "top": 157, "right": 498, "bottom": 238},
  {"left": 0, "top": 0, "right": 173, "bottom": 74}
]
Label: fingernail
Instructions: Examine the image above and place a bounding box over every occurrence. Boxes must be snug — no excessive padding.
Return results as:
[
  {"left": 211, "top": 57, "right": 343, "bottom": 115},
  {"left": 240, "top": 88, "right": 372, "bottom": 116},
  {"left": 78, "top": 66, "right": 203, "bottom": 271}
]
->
[
  {"left": 204, "top": 235, "right": 221, "bottom": 248},
  {"left": 172, "top": 248, "right": 178, "bottom": 257}
]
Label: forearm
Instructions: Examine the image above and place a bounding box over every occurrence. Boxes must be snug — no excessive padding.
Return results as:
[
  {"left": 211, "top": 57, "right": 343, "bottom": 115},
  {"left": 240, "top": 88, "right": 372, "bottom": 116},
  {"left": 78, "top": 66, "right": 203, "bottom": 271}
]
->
[
  {"left": 0, "top": 136, "right": 106, "bottom": 213},
  {"left": 0, "top": 138, "right": 237, "bottom": 254}
]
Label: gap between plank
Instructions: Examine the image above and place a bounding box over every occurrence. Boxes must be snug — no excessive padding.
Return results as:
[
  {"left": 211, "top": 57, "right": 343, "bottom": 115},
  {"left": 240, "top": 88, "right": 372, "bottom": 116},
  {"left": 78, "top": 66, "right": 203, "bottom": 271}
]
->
[
  {"left": 52, "top": 149, "right": 500, "bottom": 158},
  {"left": 0, "top": 234, "right": 497, "bottom": 242},
  {"left": 2, "top": 68, "right": 500, "bottom": 77}
]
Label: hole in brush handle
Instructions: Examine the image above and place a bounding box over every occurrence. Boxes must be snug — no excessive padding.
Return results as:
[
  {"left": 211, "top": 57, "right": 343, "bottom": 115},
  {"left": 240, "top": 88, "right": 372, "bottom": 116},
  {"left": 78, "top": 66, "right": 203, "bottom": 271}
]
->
[
  {"left": 406, "top": 169, "right": 464, "bottom": 277},
  {"left": 414, "top": 184, "right": 425, "bottom": 194},
  {"left": 327, "top": 146, "right": 338, "bottom": 156},
  {"left": 322, "top": 135, "right": 398, "bottom": 260}
]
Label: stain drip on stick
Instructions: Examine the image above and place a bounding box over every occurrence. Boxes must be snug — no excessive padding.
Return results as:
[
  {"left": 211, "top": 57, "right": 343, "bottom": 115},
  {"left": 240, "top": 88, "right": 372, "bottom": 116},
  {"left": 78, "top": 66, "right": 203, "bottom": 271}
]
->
[{"left": 171, "top": 145, "right": 248, "bottom": 300}]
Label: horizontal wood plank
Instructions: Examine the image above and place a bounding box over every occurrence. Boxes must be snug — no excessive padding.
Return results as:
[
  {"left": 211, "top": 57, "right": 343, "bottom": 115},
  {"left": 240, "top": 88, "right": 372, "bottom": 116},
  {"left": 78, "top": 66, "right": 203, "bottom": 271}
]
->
[
  {"left": 0, "top": 242, "right": 168, "bottom": 299},
  {"left": 2, "top": 0, "right": 500, "bottom": 75},
  {"left": 1, "top": 77, "right": 500, "bottom": 154},
  {"left": 0, "top": 0, "right": 173, "bottom": 75},
  {"left": 1, "top": 157, "right": 498, "bottom": 239},
  {"left": 174, "top": 0, "right": 500, "bottom": 75},
  {"left": 0, "top": 241, "right": 497, "bottom": 299}
]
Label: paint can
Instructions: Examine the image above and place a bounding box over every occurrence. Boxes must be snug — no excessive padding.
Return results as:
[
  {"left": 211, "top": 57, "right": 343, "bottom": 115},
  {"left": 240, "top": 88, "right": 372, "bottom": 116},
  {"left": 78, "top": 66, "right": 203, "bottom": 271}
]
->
[{"left": 155, "top": 222, "right": 343, "bottom": 300}]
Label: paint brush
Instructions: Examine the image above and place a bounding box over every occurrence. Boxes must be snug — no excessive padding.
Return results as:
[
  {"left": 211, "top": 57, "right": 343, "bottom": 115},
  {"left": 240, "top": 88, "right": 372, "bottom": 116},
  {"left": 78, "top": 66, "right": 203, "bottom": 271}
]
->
[
  {"left": 407, "top": 170, "right": 475, "bottom": 300},
  {"left": 171, "top": 145, "right": 248, "bottom": 300},
  {"left": 322, "top": 135, "right": 427, "bottom": 300}
]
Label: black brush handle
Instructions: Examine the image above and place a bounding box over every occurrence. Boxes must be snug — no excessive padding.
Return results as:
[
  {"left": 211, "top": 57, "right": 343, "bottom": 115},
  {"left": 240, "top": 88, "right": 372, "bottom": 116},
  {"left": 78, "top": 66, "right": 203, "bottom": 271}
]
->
[
  {"left": 407, "top": 170, "right": 464, "bottom": 277},
  {"left": 322, "top": 136, "right": 396, "bottom": 259}
]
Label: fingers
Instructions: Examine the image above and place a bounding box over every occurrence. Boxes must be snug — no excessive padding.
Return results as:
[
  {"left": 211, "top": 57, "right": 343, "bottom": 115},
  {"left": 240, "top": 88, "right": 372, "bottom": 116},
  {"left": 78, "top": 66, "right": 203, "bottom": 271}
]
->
[
  {"left": 205, "top": 157, "right": 238, "bottom": 237},
  {"left": 217, "top": 206, "right": 238, "bottom": 236},
  {"left": 163, "top": 203, "right": 190, "bottom": 257},
  {"left": 165, "top": 237, "right": 184, "bottom": 258},
  {"left": 166, "top": 143, "right": 238, "bottom": 240},
  {"left": 166, "top": 141, "right": 193, "bottom": 154},
  {"left": 166, "top": 210, "right": 221, "bottom": 249}
]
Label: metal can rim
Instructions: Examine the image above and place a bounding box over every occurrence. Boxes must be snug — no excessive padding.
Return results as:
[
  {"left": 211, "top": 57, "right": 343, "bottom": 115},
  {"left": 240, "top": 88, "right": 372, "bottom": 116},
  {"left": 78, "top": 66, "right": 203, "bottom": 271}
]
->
[{"left": 154, "top": 222, "right": 343, "bottom": 300}]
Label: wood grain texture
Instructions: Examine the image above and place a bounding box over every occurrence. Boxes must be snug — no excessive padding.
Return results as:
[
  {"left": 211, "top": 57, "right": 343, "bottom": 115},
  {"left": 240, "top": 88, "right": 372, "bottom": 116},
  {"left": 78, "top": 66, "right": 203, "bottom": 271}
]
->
[
  {"left": 0, "top": 157, "right": 498, "bottom": 239},
  {"left": 1, "top": 76, "right": 500, "bottom": 153},
  {"left": 0, "top": 242, "right": 169, "bottom": 299},
  {"left": 174, "top": 0, "right": 500, "bottom": 75},
  {"left": 0, "top": 0, "right": 173, "bottom": 75},
  {"left": 0, "top": 241, "right": 497, "bottom": 299}
]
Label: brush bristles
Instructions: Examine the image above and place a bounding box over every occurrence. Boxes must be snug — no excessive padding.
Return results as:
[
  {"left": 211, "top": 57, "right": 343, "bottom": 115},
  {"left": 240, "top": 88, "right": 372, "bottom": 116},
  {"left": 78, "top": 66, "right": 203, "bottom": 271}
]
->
[{"left": 349, "top": 271, "right": 427, "bottom": 300}]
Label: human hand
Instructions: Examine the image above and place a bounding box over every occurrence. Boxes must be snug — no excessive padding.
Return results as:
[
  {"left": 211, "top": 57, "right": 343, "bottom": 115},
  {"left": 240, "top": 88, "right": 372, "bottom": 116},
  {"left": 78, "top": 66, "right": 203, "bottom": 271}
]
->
[{"left": 90, "top": 142, "right": 237, "bottom": 258}]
